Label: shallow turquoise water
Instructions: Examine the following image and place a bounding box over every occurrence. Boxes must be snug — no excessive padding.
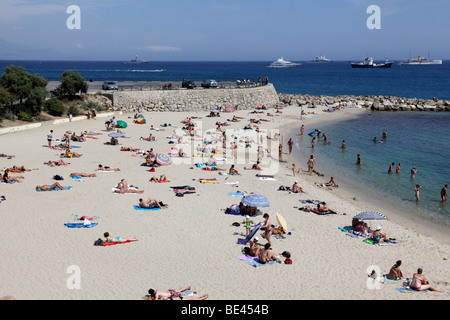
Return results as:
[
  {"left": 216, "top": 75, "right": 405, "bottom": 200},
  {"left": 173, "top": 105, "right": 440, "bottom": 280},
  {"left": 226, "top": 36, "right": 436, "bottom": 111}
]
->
[{"left": 297, "top": 112, "right": 450, "bottom": 228}]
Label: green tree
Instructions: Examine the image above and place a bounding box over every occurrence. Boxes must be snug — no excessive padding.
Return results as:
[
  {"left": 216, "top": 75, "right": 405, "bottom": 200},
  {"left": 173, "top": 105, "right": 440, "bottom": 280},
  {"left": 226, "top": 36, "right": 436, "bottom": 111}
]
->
[
  {"left": 57, "top": 70, "right": 88, "bottom": 100},
  {"left": 0, "top": 65, "right": 48, "bottom": 116}
]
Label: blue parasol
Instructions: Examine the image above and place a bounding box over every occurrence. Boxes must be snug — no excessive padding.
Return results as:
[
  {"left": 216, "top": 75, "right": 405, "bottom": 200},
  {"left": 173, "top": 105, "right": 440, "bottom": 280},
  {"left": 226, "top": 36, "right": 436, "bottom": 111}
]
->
[
  {"left": 241, "top": 194, "right": 270, "bottom": 208},
  {"left": 108, "top": 132, "right": 125, "bottom": 138}
]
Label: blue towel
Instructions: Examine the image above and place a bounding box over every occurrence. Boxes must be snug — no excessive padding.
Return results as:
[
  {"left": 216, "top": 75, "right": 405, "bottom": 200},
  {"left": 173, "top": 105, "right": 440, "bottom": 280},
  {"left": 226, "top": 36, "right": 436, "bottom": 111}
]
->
[
  {"left": 133, "top": 205, "right": 161, "bottom": 211},
  {"left": 65, "top": 223, "right": 98, "bottom": 228},
  {"left": 247, "top": 259, "right": 279, "bottom": 268}
]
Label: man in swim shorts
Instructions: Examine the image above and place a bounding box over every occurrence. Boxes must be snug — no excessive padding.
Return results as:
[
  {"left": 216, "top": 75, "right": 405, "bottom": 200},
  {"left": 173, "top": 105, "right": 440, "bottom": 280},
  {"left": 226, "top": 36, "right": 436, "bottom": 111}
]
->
[{"left": 441, "top": 184, "right": 448, "bottom": 202}]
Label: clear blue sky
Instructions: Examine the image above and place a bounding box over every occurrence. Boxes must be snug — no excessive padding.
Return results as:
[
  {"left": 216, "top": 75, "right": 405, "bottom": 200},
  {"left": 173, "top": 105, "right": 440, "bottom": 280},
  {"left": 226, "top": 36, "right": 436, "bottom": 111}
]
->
[{"left": 0, "top": 0, "right": 449, "bottom": 61}]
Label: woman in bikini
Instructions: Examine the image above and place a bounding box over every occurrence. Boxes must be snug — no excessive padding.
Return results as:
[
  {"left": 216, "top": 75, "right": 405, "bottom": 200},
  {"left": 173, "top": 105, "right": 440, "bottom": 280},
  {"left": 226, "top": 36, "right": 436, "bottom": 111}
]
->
[
  {"left": 35, "top": 182, "right": 66, "bottom": 191},
  {"left": 409, "top": 268, "right": 443, "bottom": 292},
  {"left": 103, "top": 232, "right": 138, "bottom": 244},
  {"left": 258, "top": 243, "right": 280, "bottom": 264},
  {"left": 387, "top": 260, "right": 404, "bottom": 280}
]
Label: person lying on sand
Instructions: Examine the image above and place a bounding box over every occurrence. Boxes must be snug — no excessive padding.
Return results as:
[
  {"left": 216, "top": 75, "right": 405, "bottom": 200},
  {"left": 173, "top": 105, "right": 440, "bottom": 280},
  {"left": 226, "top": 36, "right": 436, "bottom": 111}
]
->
[
  {"left": 140, "top": 134, "right": 156, "bottom": 142},
  {"left": 7, "top": 165, "right": 31, "bottom": 172},
  {"left": 121, "top": 147, "right": 140, "bottom": 152},
  {"left": 45, "top": 160, "right": 68, "bottom": 167},
  {"left": 35, "top": 182, "right": 67, "bottom": 191},
  {"left": 149, "top": 175, "right": 168, "bottom": 183},
  {"left": 244, "top": 161, "right": 261, "bottom": 171},
  {"left": 98, "top": 164, "right": 120, "bottom": 171},
  {"left": 139, "top": 197, "right": 166, "bottom": 209},
  {"left": 146, "top": 288, "right": 208, "bottom": 300},
  {"left": 2, "top": 169, "right": 24, "bottom": 183},
  {"left": 70, "top": 173, "right": 96, "bottom": 178},
  {"left": 0, "top": 154, "right": 15, "bottom": 159},
  {"left": 103, "top": 232, "right": 138, "bottom": 244},
  {"left": 71, "top": 133, "right": 86, "bottom": 142}
]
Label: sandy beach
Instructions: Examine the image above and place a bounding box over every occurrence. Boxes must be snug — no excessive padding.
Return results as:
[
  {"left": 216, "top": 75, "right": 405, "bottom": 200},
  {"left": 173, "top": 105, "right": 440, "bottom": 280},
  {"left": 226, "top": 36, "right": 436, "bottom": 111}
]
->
[{"left": 1, "top": 103, "right": 449, "bottom": 300}]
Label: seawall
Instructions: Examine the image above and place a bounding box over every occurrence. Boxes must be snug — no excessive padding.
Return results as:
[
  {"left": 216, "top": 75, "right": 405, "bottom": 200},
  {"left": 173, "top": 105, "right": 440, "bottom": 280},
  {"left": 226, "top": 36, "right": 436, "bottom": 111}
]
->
[{"left": 111, "top": 84, "right": 280, "bottom": 112}]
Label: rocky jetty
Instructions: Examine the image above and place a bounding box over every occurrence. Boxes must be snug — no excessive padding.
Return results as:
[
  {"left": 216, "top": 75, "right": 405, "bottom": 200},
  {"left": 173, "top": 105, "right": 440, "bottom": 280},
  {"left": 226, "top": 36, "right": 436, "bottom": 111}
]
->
[{"left": 278, "top": 93, "right": 450, "bottom": 112}]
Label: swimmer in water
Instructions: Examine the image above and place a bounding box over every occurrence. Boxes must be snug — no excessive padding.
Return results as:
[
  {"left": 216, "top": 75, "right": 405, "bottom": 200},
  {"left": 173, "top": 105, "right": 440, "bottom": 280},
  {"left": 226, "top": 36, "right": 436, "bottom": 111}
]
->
[
  {"left": 411, "top": 166, "right": 417, "bottom": 179},
  {"left": 356, "top": 154, "right": 361, "bottom": 166},
  {"left": 396, "top": 163, "right": 401, "bottom": 174},
  {"left": 441, "top": 184, "right": 448, "bottom": 202},
  {"left": 388, "top": 162, "right": 395, "bottom": 174},
  {"left": 341, "top": 140, "right": 346, "bottom": 149}
]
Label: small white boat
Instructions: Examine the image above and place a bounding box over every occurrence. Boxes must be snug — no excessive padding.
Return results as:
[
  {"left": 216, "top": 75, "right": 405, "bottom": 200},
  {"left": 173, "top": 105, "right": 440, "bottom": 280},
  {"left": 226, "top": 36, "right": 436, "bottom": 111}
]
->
[
  {"left": 310, "top": 55, "right": 333, "bottom": 63},
  {"left": 268, "top": 57, "right": 301, "bottom": 68}
]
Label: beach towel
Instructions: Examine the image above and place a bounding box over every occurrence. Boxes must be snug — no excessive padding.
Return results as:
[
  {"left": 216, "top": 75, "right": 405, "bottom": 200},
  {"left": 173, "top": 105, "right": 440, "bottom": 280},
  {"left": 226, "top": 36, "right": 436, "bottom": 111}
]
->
[
  {"left": 364, "top": 238, "right": 396, "bottom": 245},
  {"left": 103, "top": 240, "right": 131, "bottom": 247},
  {"left": 259, "top": 177, "right": 276, "bottom": 181},
  {"left": 396, "top": 287, "right": 429, "bottom": 294},
  {"left": 228, "top": 192, "right": 247, "bottom": 197},
  {"left": 133, "top": 205, "right": 161, "bottom": 211},
  {"left": 246, "top": 259, "right": 279, "bottom": 268},
  {"left": 237, "top": 255, "right": 258, "bottom": 261},
  {"left": 71, "top": 176, "right": 85, "bottom": 182},
  {"left": 36, "top": 186, "right": 72, "bottom": 192},
  {"left": 65, "top": 223, "right": 98, "bottom": 228},
  {"left": 338, "top": 226, "right": 353, "bottom": 233},
  {"left": 237, "top": 224, "right": 261, "bottom": 245},
  {"left": 300, "top": 200, "right": 324, "bottom": 205},
  {"left": 199, "top": 180, "right": 219, "bottom": 184}
]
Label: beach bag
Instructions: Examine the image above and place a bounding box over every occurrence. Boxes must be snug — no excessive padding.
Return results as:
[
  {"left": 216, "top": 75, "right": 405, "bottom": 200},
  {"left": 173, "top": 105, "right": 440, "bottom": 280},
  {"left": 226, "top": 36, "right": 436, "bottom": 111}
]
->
[
  {"left": 53, "top": 175, "right": 64, "bottom": 181},
  {"left": 94, "top": 238, "right": 104, "bottom": 246}
]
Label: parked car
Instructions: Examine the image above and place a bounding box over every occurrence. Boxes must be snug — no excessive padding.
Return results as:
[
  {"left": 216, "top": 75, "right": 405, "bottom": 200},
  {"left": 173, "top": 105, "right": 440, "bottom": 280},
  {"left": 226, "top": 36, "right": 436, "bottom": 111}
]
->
[
  {"left": 201, "top": 79, "right": 218, "bottom": 88},
  {"left": 182, "top": 79, "right": 196, "bottom": 89},
  {"left": 102, "top": 81, "right": 119, "bottom": 90}
]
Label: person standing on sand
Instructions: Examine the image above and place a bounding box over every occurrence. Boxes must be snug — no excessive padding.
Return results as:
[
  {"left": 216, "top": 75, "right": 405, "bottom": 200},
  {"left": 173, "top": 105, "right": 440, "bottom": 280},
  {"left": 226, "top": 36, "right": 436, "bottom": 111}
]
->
[
  {"left": 300, "top": 124, "right": 304, "bottom": 136},
  {"left": 47, "top": 130, "right": 54, "bottom": 148},
  {"left": 292, "top": 163, "right": 296, "bottom": 177},
  {"left": 441, "top": 184, "right": 448, "bottom": 202},
  {"left": 414, "top": 184, "right": 427, "bottom": 202}
]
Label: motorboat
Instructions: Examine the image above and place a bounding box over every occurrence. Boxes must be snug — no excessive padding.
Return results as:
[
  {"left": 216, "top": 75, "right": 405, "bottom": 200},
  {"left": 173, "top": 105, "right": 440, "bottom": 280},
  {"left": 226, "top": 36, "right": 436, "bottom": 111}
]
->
[
  {"left": 268, "top": 57, "right": 301, "bottom": 68},
  {"left": 351, "top": 57, "right": 393, "bottom": 68},
  {"left": 310, "top": 55, "right": 333, "bottom": 63}
]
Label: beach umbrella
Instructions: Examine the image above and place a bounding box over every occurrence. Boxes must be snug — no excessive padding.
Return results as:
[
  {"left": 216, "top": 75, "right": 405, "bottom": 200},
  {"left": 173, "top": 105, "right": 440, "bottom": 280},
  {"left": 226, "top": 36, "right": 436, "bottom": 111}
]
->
[
  {"left": 352, "top": 211, "right": 387, "bottom": 221},
  {"left": 137, "top": 118, "right": 146, "bottom": 124},
  {"left": 276, "top": 212, "right": 287, "bottom": 233},
  {"left": 241, "top": 194, "right": 270, "bottom": 208},
  {"left": 108, "top": 132, "right": 125, "bottom": 138},
  {"left": 116, "top": 120, "right": 128, "bottom": 128},
  {"left": 155, "top": 153, "right": 172, "bottom": 166},
  {"left": 137, "top": 114, "right": 145, "bottom": 119}
]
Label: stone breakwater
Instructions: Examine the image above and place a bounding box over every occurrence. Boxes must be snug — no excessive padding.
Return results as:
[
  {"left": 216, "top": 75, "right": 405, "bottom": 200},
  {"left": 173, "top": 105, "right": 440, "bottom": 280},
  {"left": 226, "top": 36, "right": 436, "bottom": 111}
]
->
[
  {"left": 110, "top": 84, "right": 279, "bottom": 112},
  {"left": 278, "top": 93, "right": 450, "bottom": 112}
]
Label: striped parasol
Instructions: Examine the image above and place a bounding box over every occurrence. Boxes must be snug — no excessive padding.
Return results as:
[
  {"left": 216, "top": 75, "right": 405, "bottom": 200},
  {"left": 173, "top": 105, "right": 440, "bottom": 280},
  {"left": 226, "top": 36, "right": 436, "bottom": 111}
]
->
[
  {"left": 155, "top": 153, "right": 172, "bottom": 166},
  {"left": 241, "top": 194, "right": 270, "bottom": 208},
  {"left": 352, "top": 211, "right": 386, "bottom": 221}
]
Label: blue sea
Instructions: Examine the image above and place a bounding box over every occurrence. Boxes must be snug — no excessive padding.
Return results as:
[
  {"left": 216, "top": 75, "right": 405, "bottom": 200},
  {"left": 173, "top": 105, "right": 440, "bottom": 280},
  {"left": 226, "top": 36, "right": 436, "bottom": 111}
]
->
[
  {"left": 1, "top": 60, "right": 449, "bottom": 228},
  {"left": 296, "top": 112, "right": 450, "bottom": 229},
  {"left": 0, "top": 60, "right": 449, "bottom": 99}
]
